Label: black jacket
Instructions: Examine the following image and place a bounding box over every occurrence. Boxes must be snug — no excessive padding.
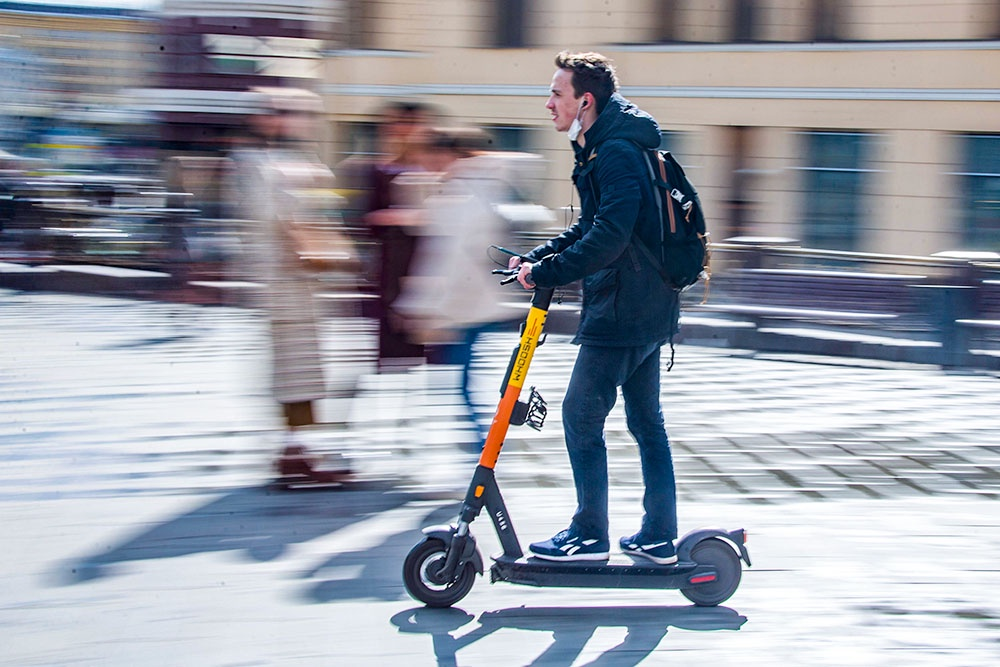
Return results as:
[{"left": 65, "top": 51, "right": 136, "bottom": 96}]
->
[{"left": 527, "top": 94, "right": 680, "bottom": 347}]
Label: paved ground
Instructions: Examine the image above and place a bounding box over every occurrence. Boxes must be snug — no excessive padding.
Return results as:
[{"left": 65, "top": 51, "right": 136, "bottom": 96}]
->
[{"left": 3, "top": 289, "right": 1000, "bottom": 665}]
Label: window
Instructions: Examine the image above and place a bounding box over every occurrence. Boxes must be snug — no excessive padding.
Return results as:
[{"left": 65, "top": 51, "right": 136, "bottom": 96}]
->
[
  {"left": 653, "top": 0, "right": 682, "bottom": 43},
  {"left": 210, "top": 56, "right": 258, "bottom": 75},
  {"left": 959, "top": 134, "right": 1000, "bottom": 250},
  {"left": 341, "top": 121, "right": 379, "bottom": 159},
  {"left": 725, "top": 126, "right": 753, "bottom": 239},
  {"left": 732, "top": 0, "right": 759, "bottom": 42},
  {"left": 341, "top": 0, "right": 375, "bottom": 50},
  {"left": 482, "top": 125, "right": 534, "bottom": 153},
  {"left": 659, "top": 130, "right": 689, "bottom": 160},
  {"left": 799, "top": 131, "right": 874, "bottom": 251},
  {"left": 811, "top": 0, "right": 843, "bottom": 42},
  {"left": 494, "top": 0, "right": 526, "bottom": 48}
]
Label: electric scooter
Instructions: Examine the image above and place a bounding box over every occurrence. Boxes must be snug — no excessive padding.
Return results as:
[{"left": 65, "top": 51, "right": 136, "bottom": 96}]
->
[{"left": 402, "top": 259, "right": 751, "bottom": 608}]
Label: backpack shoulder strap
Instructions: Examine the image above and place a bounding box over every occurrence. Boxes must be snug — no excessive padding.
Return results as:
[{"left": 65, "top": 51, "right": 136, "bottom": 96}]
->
[{"left": 655, "top": 152, "right": 677, "bottom": 234}]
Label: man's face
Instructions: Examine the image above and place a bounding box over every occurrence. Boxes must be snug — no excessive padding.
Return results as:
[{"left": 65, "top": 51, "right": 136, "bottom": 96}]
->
[{"left": 546, "top": 68, "right": 582, "bottom": 133}]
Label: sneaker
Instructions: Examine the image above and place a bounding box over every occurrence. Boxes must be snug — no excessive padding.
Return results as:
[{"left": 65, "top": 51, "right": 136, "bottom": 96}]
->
[
  {"left": 619, "top": 532, "right": 678, "bottom": 565},
  {"left": 529, "top": 528, "right": 610, "bottom": 562}
]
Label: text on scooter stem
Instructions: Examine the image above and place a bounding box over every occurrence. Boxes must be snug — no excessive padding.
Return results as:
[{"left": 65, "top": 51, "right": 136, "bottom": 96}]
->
[{"left": 511, "top": 308, "right": 546, "bottom": 386}]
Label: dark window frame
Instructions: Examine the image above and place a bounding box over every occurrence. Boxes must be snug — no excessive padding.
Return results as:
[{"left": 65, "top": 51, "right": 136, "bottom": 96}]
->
[
  {"left": 798, "top": 130, "right": 876, "bottom": 252},
  {"left": 958, "top": 134, "right": 1000, "bottom": 251}
]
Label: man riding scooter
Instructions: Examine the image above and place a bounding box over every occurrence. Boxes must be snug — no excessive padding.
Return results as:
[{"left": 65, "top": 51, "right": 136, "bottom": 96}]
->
[{"left": 510, "top": 51, "right": 681, "bottom": 565}]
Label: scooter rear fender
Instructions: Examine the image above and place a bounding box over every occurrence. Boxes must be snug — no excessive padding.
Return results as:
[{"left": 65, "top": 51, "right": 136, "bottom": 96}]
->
[
  {"left": 421, "top": 524, "right": 485, "bottom": 575},
  {"left": 676, "top": 527, "right": 752, "bottom": 567}
]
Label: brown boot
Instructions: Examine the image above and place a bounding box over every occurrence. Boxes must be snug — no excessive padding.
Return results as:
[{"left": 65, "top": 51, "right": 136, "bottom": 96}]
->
[{"left": 275, "top": 444, "right": 352, "bottom": 488}]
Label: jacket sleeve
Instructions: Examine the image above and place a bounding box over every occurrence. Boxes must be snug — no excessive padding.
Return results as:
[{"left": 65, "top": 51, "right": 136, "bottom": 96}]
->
[
  {"left": 524, "top": 221, "right": 584, "bottom": 263},
  {"left": 529, "top": 140, "right": 644, "bottom": 287}
]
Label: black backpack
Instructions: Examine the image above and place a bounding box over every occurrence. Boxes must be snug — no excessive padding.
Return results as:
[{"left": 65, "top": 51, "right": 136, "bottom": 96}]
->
[{"left": 634, "top": 149, "right": 711, "bottom": 293}]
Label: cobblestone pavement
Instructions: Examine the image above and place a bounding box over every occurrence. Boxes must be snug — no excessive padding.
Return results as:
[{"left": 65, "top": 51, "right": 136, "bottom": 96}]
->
[{"left": 3, "top": 287, "right": 999, "bottom": 502}]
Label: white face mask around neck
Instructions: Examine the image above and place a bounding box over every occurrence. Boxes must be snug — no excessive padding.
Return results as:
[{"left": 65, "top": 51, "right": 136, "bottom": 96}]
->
[{"left": 567, "top": 100, "right": 587, "bottom": 142}]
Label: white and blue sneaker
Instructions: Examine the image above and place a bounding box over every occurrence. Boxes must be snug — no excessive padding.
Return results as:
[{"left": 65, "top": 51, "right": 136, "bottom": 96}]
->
[
  {"left": 619, "top": 532, "right": 678, "bottom": 565},
  {"left": 529, "top": 528, "right": 610, "bottom": 562}
]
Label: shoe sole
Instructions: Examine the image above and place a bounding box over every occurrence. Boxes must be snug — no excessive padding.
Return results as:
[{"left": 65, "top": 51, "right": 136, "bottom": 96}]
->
[
  {"left": 530, "top": 551, "right": 610, "bottom": 562},
  {"left": 621, "top": 548, "right": 678, "bottom": 566}
]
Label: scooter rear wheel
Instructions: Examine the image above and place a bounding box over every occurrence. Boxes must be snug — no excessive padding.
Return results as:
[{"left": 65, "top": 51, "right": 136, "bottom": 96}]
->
[
  {"left": 680, "top": 537, "right": 742, "bottom": 606},
  {"left": 403, "top": 538, "right": 477, "bottom": 608}
]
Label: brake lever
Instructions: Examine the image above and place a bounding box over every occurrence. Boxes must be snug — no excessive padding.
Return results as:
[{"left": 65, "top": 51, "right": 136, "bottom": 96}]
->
[
  {"left": 492, "top": 270, "right": 517, "bottom": 285},
  {"left": 492, "top": 268, "right": 520, "bottom": 286}
]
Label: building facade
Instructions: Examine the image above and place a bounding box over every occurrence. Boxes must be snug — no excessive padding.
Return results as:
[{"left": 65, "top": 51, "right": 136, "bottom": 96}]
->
[
  {"left": 148, "top": 0, "right": 334, "bottom": 149},
  {"left": 2, "top": 1, "right": 997, "bottom": 258},
  {"left": 0, "top": 1, "right": 157, "bottom": 165},
  {"left": 319, "top": 0, "right": 1000, "bottom": 258}
]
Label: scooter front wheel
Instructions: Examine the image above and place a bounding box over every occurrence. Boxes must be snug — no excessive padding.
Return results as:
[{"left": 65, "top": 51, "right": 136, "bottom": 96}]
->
[
  {"left": 680, "top": 537, "right": 742, "bottom": 606},
  {"left": 403, "top": 538, "right": 477, "bottom": 608}
]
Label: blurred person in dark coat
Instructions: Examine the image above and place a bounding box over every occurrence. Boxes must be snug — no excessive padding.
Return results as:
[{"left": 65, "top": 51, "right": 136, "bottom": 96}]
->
[{"left": 337, "top": 101, "right": 435, "bottom": 372}]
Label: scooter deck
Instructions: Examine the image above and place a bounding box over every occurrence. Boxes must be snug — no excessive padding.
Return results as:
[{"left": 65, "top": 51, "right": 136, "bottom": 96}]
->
[{"left": 489, "top": 554, "right": 713, "bottom": 590}]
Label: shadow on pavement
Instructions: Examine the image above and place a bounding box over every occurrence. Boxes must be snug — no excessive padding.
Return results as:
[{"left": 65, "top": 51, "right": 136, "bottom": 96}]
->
[
  {"left": 391, "top": 604, "right": 747, "bottom": 665},
  {"left": 97, "top": 333, "right": 200, "bottom": 349},
  {"left": 302, "top": 501, "right": 463, "bottom": 603},
  {"left": 56, "top": 481, "right": 453, "bottom": 587}
]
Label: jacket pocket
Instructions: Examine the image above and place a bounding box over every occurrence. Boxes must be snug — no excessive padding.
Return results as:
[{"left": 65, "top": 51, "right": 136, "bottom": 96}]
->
[{"left": 583, "top": 267, "right": 619, "bottom": 330}]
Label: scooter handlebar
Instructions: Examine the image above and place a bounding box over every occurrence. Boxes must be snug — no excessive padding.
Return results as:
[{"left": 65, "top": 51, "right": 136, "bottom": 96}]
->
[{"left": 492, "top": 268, "right": 519, "bottom": 285}]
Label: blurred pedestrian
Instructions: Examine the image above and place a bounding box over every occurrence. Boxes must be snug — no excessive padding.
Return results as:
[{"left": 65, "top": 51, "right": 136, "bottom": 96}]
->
[
  {"left": 229, "top": 86, "right": 356, "bottom": 485},
  {"left": 394, "top": 126, "right": 554, "bottom": 447},
  {"left": 338, "top": 101, "right": 435, "bottom": 372},
  {"left": 510, "top": 51, "right": 682, "bottom": 563}
]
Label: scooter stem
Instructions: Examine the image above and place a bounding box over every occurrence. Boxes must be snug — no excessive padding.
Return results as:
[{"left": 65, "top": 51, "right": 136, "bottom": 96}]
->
[
  {"left": 436, "top": 286, "right": 555, "bottom": 578},
  {"left": 479, "top": 287, "right": 554, "bottom": 470}
]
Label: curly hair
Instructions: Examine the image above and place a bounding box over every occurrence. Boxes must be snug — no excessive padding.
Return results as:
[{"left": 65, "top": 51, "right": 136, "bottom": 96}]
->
[{"left": 554, "top": 51, "right": 619, "bottom": 114}]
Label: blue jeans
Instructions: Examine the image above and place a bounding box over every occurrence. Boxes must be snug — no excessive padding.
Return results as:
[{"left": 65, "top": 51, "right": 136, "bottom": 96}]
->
[
  {"left": 429, "top": 323, "right": 500, "bottom": 446},
  {"left": 563, "top": 342, "right": 677, "bottom": 541}
]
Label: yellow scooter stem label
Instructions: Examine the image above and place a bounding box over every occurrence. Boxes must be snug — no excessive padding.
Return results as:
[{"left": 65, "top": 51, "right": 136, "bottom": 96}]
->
[{"left": 508, "top": 306, "right": 547, "bottom": 389}]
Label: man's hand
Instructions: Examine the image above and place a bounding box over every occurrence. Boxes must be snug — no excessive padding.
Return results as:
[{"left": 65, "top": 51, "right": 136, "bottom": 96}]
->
[{"left": 516, "top": 261, "right": 535, "bottom": 290}]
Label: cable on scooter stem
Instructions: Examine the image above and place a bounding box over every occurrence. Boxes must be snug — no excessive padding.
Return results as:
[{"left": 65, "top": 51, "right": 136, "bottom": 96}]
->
[
  {"left": 490, "top": 244, "right": 532, "bottom": 261},
  {"left": 490, "top": 245, "right": 533, "bottom": 285}
]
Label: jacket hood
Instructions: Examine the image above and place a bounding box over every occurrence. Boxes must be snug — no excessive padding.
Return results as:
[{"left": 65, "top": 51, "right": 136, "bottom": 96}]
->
[{"left": 581, "top": 93, "right": 661, "bottom": 151}]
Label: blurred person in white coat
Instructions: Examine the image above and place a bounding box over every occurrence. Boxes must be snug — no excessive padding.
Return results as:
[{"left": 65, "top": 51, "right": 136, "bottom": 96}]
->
[
  {"left": 230, "top": 87, "right": 356, "bottom": 485},
  {"left": 394, "top": 127, "right": 554, "bottom": 447}
]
